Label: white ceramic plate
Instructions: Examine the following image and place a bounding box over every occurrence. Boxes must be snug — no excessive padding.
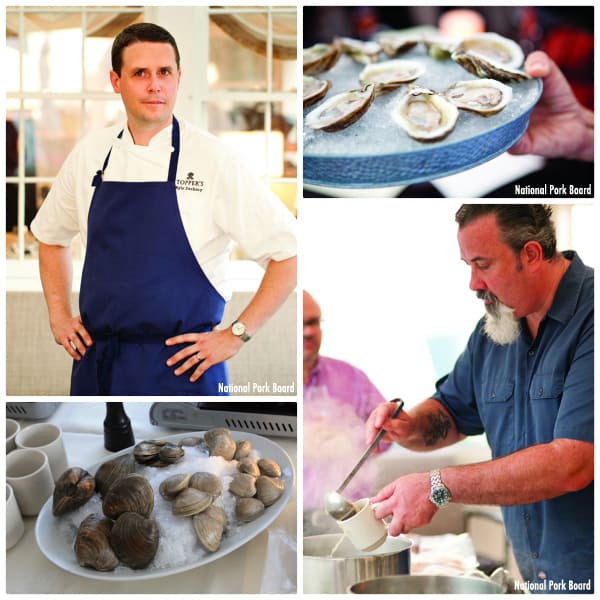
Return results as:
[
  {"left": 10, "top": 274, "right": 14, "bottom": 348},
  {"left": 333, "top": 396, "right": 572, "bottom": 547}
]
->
[{"left": 35, "top": 431, "right": 295, "bottom": 581}]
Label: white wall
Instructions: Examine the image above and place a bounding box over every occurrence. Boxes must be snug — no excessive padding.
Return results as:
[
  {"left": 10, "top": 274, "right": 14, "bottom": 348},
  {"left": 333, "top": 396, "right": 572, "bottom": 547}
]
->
[{"left": 301, "top": 201, "right": 596, "bottom": 406}]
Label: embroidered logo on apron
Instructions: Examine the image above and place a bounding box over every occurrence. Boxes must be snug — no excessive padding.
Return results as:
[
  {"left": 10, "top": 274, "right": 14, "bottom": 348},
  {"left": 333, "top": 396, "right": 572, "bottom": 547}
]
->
[{"left": 176, "top": 172, "right": 204, "bottom": 192}]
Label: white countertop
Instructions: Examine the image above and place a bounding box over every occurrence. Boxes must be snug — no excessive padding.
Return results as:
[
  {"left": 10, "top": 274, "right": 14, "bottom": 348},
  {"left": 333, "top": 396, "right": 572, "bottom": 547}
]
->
[{"left": 6, "top": 402, "right": 297, "bottom": 593}]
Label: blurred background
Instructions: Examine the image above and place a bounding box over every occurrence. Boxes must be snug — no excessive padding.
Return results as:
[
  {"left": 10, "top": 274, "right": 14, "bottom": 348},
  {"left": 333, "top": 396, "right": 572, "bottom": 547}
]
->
[{"left": 303, "top": 5, "right": 594, "bottom": 198}]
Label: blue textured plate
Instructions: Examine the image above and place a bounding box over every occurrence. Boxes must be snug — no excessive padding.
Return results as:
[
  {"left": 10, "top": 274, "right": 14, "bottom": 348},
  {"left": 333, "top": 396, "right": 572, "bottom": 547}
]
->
[{"left": 303, "top": 46, "right": 543, "bottom": 188}]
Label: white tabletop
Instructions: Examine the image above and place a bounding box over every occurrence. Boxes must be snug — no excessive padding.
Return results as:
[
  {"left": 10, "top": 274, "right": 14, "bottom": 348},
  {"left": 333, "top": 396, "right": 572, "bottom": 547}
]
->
[{"left": 6, "top": 402, "right": 297, "bottom": 593}]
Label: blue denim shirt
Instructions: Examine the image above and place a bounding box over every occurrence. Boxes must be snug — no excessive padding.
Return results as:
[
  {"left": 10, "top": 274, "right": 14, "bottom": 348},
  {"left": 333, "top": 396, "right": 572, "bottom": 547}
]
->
[{"left": 434, "top": 251, "right": 593, "bottom": 593}]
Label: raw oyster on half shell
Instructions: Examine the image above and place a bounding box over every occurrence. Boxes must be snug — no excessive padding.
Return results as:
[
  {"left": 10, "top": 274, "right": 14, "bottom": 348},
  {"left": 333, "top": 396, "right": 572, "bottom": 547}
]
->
[
  {"left": 305, "top": 83, "right": 376, "bottom": 132},
  {"left": 303, "top": 42, "right": 341, "bottom": 75},
  {"left": 444, "top": 78, "right": 513, "bottom": 115},
  {"left": 359, "top": 59, "right": 425, "bottom": 93},
  {"left": 374, "top": 30, "right": 421, "bottom": 57},
  {"left": 303, "top": 76, "right": 331, "bottom": 108},
  {"left": 336, "top": 36, "right": 381, "bottom": 64},
  {"left": 451, "top": 33, "right": 529, "bottom": 83},
  {"left": 392, "top": 86, "right": 459, "bottom": 141}
]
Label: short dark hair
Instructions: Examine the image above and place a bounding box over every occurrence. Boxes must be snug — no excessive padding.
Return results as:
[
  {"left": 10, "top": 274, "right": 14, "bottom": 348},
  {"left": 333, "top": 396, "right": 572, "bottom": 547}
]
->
[
  {"left": 455, "top": 204, "right": 557, "bottom": 260},
  {"left": 111, "top": 23, "right": 180, "bottom": 76}
]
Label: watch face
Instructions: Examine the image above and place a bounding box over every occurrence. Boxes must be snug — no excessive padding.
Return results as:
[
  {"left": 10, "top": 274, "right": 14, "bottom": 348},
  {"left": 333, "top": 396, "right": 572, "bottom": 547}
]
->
[
  {"left": 431, "top": 486, "right": 450, "bottom": 507},
  {"left": 232, "top": 322, "right": 245, "bottom": 336}
]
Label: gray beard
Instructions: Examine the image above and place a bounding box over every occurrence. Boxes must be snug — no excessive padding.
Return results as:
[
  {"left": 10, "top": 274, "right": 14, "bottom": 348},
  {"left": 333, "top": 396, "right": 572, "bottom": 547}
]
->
[{"left": 477, "top": 291, "right": 521, "bottom": 345}]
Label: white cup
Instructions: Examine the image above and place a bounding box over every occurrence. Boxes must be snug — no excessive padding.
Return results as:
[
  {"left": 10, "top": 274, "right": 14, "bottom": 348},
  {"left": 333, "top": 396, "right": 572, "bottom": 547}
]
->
[
  {"left": 6, "top": 448, "right": 54, "bottom": 516},
  {"left": 16, "top": 423, "right": 68, "bottom": 482},
  {"left": 337, "top": 498, "right": 387, "bottom": 552},
  {"left": 6, "top": 418, "right": 20, "bottom": 453},
  {"left": 6, "top": 483, "right": 25, "bottom": 549}
]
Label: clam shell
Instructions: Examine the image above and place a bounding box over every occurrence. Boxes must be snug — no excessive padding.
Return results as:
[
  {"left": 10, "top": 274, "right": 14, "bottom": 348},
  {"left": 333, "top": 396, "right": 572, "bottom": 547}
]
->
[
  {"left": 102, "top": 473, "right": 154, "bottom": 519},
  {"left": 193, "top": 505, "right": 228, "bottom": 553},
  {"left": 189, "top": 472, "right": 223, "bottom": 498},
  {"left": 94, "top": 454, "right": 135, "bottom": 496},
  {"left": 305, "top": 84, "right": 376, "bottom": 132},
  {"left": 204, "top": 428, "right": 236, "bottom": 460},
  {"left": 233, "top": 439, "right": 253, "bottom": 460},
  {"left": 110, "top": 512, "right": 159, "bottom": 570},
  {"left": 74, "top": 514, "right": 119, "bottom": 572},
  {"left": 52, "top": 467, "right": 95, "bottom": 516},
  {"left": 229, "top": 473, "right": 257, "bottom": 497},
  {"left": 235, "top": 497, "right": 265, "bottom": 523},
  {"left": 159, "top": 443, "right": 185, "bottom": 464},
  {"left": 255, "top": 475, "right": 285, "bottom": 507},
  {"left": 257, "top": 458, "right": 282, "bottom": 478},
  {"left": 172, "top": 487, "right": 213, "bottom": 517},
  {"left": 159, "top": 473, "right": 190, "bottom": 500},
  {"left": 238, "top": 457, "right": 260, "bottom": 477}
]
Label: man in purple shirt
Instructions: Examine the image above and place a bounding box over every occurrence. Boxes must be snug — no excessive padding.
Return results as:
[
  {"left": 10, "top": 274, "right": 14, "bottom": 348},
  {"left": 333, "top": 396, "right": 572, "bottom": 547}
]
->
[{"left": 304, "top": 290, "right": 388, "bottom": 532}]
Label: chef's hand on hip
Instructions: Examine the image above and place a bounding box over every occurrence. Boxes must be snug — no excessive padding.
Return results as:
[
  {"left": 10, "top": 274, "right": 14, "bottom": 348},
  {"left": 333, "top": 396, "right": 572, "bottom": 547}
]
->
[
  {"left": 365, "top": 402, "right": 412, "bottom": 450},
  {"left": 51, "top": 314, "right": 93, "bottom": 360},
  {"left": 165, "top": 329, "right": 243, "bottom": 381},
  {"left": 370, "top": 473, "right": 436, "bottom": 535}
]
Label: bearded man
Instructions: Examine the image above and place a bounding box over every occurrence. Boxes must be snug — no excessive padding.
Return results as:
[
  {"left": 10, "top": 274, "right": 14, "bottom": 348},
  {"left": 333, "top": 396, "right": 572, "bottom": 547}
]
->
[{"left": 365, "top": 205, "right": 593, "bottom": 593}]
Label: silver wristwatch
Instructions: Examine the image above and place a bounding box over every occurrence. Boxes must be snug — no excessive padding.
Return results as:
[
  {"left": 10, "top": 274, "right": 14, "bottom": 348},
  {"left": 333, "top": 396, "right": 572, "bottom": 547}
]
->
[
  {"left": 429, "top": 469, "right": 451, "bottom": 508},
  {"left": 231, "top": 320, "right": 251, "bottom": 342}
]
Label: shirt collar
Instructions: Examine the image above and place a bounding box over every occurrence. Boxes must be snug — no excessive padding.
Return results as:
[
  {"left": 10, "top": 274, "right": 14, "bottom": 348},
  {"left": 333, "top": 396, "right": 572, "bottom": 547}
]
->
[
  {"left": 546, "top": 250, "right": 589, "bottom": 324},
  {"left": 118, "top": 121, "right": 174, "bottom": 148}
]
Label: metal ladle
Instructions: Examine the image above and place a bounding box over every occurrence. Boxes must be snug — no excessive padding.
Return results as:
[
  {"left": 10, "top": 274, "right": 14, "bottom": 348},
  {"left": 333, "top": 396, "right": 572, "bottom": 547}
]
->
[{"left": 325, "top": 399, "right": 404, "bottom": 521}]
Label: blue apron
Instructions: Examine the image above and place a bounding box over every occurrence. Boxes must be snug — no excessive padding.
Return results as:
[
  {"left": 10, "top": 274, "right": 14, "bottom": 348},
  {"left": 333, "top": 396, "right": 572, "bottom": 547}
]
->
[{"left": 71, "top": 117, "right": 229, "bottom": 395}]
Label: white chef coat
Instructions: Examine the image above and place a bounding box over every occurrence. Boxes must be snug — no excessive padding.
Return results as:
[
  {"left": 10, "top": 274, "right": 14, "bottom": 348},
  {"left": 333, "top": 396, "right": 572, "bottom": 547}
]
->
[{"left": 30, "top": 118, "right": 297, "bottom": 300}]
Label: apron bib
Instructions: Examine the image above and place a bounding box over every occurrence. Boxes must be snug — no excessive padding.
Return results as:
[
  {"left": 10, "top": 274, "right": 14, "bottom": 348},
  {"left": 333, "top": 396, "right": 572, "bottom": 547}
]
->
[{"left": 72, "top": 117, "right": 228, "bottom": 395}]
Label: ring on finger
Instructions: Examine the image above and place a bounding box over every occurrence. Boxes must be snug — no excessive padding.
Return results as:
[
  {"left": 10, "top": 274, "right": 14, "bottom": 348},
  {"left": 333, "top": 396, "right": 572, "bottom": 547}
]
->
[
  {"left": 195, "top": 352, "right": 202, "bottom": 362},
  {"left": 68, "top": 339, "right": 77, "bottom": 350}
]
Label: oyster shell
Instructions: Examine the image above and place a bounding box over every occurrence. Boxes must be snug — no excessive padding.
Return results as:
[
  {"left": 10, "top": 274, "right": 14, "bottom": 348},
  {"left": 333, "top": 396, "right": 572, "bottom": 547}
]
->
[
  {"left": 359, "top": 59, "right": 425, "bottom": 93},
  {"left": 457, "top": 33, "right": 524, "bottom": 70},
  {"left": 102, "top": 473, "right": 154, "bottom": 519},
  {"left": 110, "top": 512, "right": 159, "bottom": 570},
  {"left": 94, "top": 454, "right": 135, "bottom": 496},
  {"left": 374, "top": 31, "right": 421, "bottom": 57},
  {"left": 193, "top": 505, "right": 228, "bottom": 553},
  {"left": 229, "top": 473, "right": 257, "bottom": 498},
  {"left": 257, "top": 458, "right": 282, "bottom": 478},
  {"left": 255, "top": 476, "right": 285, "bottom": 507},
  {"left": 189, "top": 471, "right": 223, "bottom": 498},
  {"left": 451, "top": 34, "right": 529, "bottom": 83},
  {"left": 235, "top": 497, "right": 265, "bottom": 523},
  {"left": 305, "top": 84, "right": 376, "bottom": 132},
  {"left": 172, "top": 487, "right": 213, "bottom": 517},
  {"left": 303, "top": 76, "right": 331, "bottom": 108},
  {"left": 303, "top": 42, "right": 341, "bottom": 75},
  {"left": 336, "top": 36, "right": 381, "bottom": 64},
  {"left": 53, "top": 467, "right": 95, "bottom": 516},
  {"left": 74, "top": 514, "right": 119, "bottom": 572},
  {"left": 392, "top": 86, "right": 459, "bottom": 141},
  {"left": 444, "top": 78, "right": 512, "bottom": 115},
  {"left": 204, "top": 428, "right": 237, "bottom": 461},
  {"left": 159, "top": 473, "right": 190, "bottom": 500}
]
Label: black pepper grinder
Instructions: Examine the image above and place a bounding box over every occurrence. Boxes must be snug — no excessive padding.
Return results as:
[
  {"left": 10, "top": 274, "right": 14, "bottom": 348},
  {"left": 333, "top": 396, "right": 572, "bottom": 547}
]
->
[{"left": 104, "top": 402, "right": 135, "bottom": 451}]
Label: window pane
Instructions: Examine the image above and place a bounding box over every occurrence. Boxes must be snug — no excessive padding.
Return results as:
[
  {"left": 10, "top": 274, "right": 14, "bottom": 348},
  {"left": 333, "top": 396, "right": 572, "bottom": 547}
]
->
[
  {"left": 83, "top": 21, "right": 113, "bottom": 93},
  {"left": 22, "top": 12, "right": 83, "bottom": 93},
  {"left": 84, "top": 100, "right": 126, "bottom": 133},
  {"left": 21, "top": 99, "right": 82, "bottom": 178},
  {"left": 207, "top": 100, "right": 294, "bottom": 180}
]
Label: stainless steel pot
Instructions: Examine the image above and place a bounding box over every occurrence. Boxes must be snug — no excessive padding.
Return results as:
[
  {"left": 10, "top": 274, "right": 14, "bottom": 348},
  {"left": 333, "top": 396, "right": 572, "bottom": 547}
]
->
[
  {"left": 347, "top": 574, "right": 504, "bottom": 594},
  {"left": 303, "top": 534, "right": 411, "bottom": 593}
]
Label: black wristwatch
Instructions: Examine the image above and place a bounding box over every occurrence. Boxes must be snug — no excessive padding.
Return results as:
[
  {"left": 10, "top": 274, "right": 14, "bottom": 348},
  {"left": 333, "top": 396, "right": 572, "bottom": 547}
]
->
[
  {"left": 231, "top": 320, "right": 251, "bottom": 342},
  {"left": 429, "top": 469, "right": 451, "bottom": 508}
]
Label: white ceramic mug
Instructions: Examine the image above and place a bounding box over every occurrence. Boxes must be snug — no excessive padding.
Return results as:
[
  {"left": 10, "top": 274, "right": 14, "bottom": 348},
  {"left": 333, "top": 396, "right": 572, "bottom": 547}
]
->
[
  {"left": 6, "top": 483, "right": 25, "bottom": 549},
  {"left": 16, "top": 423, "right": 68, "bottom": 482},
  {"left": 6, "top": 418, "right": 20, "bottom": 453},
  {"left": 337, "top": 498, "right": 387, "bottom": 552},
  {"left": 6, "top": 448, "right": 54, "bottom": 516}
]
